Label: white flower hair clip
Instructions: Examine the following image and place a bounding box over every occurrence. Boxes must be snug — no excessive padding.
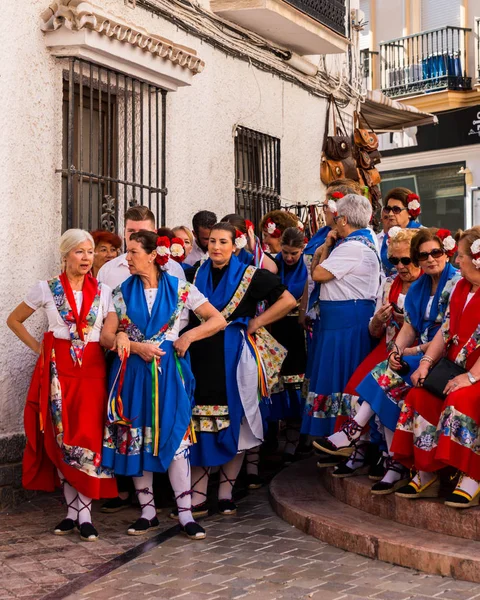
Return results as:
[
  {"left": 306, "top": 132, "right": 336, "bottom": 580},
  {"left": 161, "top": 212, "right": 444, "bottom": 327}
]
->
[{"left": 471, "top": 239, "right": 480, "bottom": 269}]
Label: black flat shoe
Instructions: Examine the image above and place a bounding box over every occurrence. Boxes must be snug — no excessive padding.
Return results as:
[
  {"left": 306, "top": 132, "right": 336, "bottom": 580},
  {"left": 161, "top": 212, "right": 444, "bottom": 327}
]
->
[
  {"left": 127, "top": 516, "right": 160, "bottom": 536},
  {"left": 316, "top": 453, "right": 342, "bottom": 468},
  {"left": 54, "top": 518, "right": 77, "bottom": 536},
  {"left": 246, "top": 473, "right": 263, "bottom": 490},
  {"left": 313, "top": 437, "right": 354, "bottom": 457},
  {"left": 181, "top": 521, "right": 206, "bottom": 540},
  {"left": 79, "top": 522, "right": 99, "bottom": 542},
  {"left": 169, "top": 502, "right": 209, "bottom": 520},
  {"left": 444, "top": 489, "right": 480, "bottom": 508},
  {"left": 332, "top": 462, "right": 369, "bottom": 478},
  {"left": 369, "top": 455, "right": 386, "bottom": 481},
  {"left": 371, "top": 478, "right": 409, "bottom": 495},
  {"left": 100, "top": 496, "right": 132, "bottom": 513},
  {"left": 218, "top": 499, "right": 237, "bottom": 515}
]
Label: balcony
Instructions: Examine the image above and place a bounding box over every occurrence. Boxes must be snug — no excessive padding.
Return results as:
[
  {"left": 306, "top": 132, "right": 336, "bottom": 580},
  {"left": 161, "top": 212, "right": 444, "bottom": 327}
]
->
[
  {"left": 476, "top": 18, "right": 480, "bottom": 82},
  {"left": 379, "top": 26, "right": 472, "bottom": 99},
  {"left": 210, "top": 0, "right": 348, "bottom": 56}
]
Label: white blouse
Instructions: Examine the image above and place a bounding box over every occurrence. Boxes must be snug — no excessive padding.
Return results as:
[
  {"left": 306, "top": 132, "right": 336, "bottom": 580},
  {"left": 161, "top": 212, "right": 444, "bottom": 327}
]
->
[
  {"left": 320, "top": 241, "right": 380, "bottom": 302},
  {"left": 113, "top": 282, "right": 208, "bottom": 342},
  {"left": 24, "top": 281, "right": 113, "bottom": 341}
]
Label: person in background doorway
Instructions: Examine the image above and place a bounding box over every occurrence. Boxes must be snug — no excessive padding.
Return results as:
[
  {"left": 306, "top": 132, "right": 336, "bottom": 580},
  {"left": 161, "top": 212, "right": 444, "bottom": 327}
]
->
[
  {"left": 183, "top": 210, "right": 217, "bottom": 266},
  {"left": 90, "top": 230, "right": 122, "bottom": 279},
  {"left": 173, "top": 226, "right": 194, "bottom": 259}
]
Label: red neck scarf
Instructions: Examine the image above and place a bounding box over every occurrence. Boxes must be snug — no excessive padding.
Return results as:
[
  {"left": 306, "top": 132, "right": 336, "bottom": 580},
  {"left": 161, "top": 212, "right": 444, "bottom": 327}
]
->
[
  {"left": 59, "top": 272, "right": 98, "bottom": 341},
  {"left": 388, "top": 275, "right": 404, "bottom": 304}
]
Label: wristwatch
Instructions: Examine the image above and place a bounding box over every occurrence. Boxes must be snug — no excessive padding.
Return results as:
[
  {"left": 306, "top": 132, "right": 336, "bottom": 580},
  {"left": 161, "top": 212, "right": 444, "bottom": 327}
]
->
[{"left": 467, "top": 371, "right": 477, "bottom": 384}]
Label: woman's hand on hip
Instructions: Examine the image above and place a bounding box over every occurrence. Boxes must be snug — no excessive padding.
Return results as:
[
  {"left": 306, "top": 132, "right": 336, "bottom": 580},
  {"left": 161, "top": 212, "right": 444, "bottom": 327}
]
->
[
  {"left": 247, "top": 317, "right": 260, "bottom": 335},
  {"left": 174, "top": 333, "right": 192, "bottom": 358}
]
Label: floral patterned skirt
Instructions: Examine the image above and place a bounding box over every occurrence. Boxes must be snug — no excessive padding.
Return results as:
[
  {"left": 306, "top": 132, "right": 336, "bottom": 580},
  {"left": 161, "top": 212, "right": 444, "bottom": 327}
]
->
[{"left": 393, "top": 383, "right": 480, "bottom": 479}]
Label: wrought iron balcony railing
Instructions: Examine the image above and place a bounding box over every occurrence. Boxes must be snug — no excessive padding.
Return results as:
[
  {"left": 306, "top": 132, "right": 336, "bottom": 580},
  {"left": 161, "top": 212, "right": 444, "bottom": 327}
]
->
[
  {"left": 379, "top": 26, "right": 472, "bottom": 98},
  {"left": 476, "top": 18, "right": 480, "bottom": 81},
  {"left": 283, "top": 0, "right": 347, "bottom": 37}
]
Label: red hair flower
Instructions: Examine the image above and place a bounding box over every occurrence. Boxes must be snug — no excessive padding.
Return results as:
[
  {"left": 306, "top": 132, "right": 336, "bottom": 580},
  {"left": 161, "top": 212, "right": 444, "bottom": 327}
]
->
[
  {"left": 436, "top": 229, "right": 457, "bottom": 257},
  {"left": 235, "top": 229, "right": 247, "bottom": 250},
  {"left": 407, "top": 193, "right": 421, "bottom": 218},
  {"left": 245, "top": 220, "right": 254, "bottom": 231},
  {"left": 264, "top": 218, "right": 281, "bottom": 238},
  {"left": 170, "top": 237, "right": 186, "bottom": 263},
  {"left": 330, "top": 191, "right": 344, "bottom": 200},
  {"left": 155, "top": 236, "right": 171, "bottom": 267}
]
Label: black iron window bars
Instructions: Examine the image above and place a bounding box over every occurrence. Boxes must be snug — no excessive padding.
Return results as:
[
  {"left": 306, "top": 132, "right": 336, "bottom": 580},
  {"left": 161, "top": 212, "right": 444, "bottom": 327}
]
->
[{"left": 60, "top": 57, "right": 167, "bottom": 233}]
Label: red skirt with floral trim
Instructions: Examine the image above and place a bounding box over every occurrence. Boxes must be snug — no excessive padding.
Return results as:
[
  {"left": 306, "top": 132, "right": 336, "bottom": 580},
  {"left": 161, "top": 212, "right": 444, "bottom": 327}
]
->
[{"left": 23, "top": 334, "right": 117, "bottom": 499}]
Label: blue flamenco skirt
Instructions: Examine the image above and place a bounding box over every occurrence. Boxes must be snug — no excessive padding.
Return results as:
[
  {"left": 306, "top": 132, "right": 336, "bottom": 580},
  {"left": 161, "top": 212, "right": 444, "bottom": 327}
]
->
[
  {"left": 301, "top": 299, "right": 375, "bottom": 437},
  {"left": 102, "top": 341, "right": 194, "bottom": 476},
  {"left": 305, "top": 317, "right": 320, "bottom": 380},
  {"left": 356, "top": 354, "right": 422, "bottom": 431},
  {"left": 269, "top": 387, "right": 304, "bottom": 421}
]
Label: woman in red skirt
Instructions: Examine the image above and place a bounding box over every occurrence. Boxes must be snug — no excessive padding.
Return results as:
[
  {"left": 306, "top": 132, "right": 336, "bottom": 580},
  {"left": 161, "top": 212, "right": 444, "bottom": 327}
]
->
[
  {"left": 7, "top": 229, "right": 118, "bottom": 540},
  {"left": 392, "top": 226, "right": 480, "bottom": 506}
]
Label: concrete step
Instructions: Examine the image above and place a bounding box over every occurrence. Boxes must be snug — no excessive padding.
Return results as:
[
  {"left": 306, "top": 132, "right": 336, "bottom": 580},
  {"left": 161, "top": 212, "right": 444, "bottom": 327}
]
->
[
  {"left": 269, "top": 457, "right": 480, "bottom": 583},
  {"left": 321, "top": 466, "right": 480, "bottom": 541}
]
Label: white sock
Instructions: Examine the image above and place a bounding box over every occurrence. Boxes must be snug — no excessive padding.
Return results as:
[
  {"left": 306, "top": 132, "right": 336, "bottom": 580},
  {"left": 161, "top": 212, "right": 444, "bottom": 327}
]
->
[
  {"left": 168, "top": 453, "right": 194, "bottom": 527},
  {"left": 133, "top": 471, "right": 156, "bottom": 521},
  {"left": 191, "top": 467, "right": 210, "bottom": 506},
  {"left": 246, "top": 447, "right": 260, "bottom": 475},
  {"left": 219, "top": 452, "right": 245, "bottom": 501},
  {"left": 344, "top": 443, "right": 367, "bottom": 470},
  {"left": 380, "top": 456, "right": 406, "bottom": 484},
  {"left": 77, "top": 492, "right": 93, "bottom": 525},
  {"left": 456, "top": 474, "right": 480, "bottom": 498},
  {"left": 328, "top": 403, "right": 374, "bottom": 448},
  {"left": 57, "top": 470, "right": 78, "bottom": 521},
  {"left": 411, "top": 470, "right": 436, "bottom": 488}
]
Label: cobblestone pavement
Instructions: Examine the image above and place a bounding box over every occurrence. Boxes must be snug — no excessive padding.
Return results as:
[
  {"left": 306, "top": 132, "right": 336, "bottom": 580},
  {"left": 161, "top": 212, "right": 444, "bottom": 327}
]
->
[{"left": 3, "top": 483, "right": 480, "bottom": 600}]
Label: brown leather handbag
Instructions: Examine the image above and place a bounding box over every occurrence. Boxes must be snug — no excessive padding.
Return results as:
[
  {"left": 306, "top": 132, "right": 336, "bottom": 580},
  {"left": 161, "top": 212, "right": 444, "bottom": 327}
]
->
[
  {"left": 323, "top": 96, "right": 352, "bottom": 161},
  {"left": 360, "top": 166, "right": 381, "bottom": 187},
  {"left": 321, "top": 154, "right": 359, "bottom": 185},
  {"left": 354, "top": 111, "right": 379, "bottom": 152}
]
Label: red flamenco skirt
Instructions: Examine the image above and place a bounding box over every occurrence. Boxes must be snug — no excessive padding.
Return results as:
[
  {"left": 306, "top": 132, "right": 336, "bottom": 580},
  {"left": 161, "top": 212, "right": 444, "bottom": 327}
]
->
[
  {"left": 391, "top": 386, "right": 444, "bottom": 472},
  {"left": 23, "top": 333, "right": 117, "bottom": 499},
  {"left": 335, "top": 335, "right": 387, "bottom": 431}
]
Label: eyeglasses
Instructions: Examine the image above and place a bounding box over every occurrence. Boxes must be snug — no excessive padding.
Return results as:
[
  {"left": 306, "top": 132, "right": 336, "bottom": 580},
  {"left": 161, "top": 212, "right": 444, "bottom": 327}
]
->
[
  {"left": 389, "top": 256, "right": 412, "bottom": 266},
  {"left": 383, "top": 205, "right": 407, "bottom": 215},
  {"left": 333, "top": 215, "right": 345, "bottom": 224},
  {"left": 417, "top": 248, "right": 445, "bottom": 261}
]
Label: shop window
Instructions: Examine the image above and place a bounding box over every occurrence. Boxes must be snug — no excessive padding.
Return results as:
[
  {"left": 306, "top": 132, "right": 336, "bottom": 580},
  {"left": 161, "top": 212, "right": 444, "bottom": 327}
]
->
[{"left": 380, "top": 162, "right": 466, "bottom": 231}]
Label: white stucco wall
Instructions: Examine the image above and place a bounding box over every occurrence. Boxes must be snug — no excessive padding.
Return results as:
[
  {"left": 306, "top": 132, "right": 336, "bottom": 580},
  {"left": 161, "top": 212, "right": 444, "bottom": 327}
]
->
[{"left": 0, "top": 0, "right": 334, "bottom": 435}]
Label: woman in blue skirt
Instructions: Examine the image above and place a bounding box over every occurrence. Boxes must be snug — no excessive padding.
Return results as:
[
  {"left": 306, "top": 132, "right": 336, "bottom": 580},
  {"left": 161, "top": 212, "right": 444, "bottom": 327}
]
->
[
  {"left": 301, "top": 194, "right": 380, "bottom": 440},
  {"left": 101, "top": 230, "right": 226, "bottom": 539},
  {"left": 314, "top": 228, "right": 459, "bottom": 494}
]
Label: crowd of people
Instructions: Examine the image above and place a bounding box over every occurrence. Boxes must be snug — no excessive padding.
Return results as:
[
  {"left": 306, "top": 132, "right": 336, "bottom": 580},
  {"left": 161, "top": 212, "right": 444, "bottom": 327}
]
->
[{"left": 7, "top": 178, "right": 480, "bottom": 545}]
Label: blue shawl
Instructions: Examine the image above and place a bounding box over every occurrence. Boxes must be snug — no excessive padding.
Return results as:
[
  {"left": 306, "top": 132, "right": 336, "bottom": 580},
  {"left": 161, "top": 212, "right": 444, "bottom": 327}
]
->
[
  {"left": 121, "top": 272, "right": 178, "bottom": 339},
  {"left": 381, "top": 220, "right": 421, "bottom": 276},
  {"left": 304, "top": 226, "right": 331, "bottom": 256},
  {"left": 276, "top": 253, "right": 308, "bottom": 300},
  {"left": 195, "top": 254, "right": 247, "bottom": 312},
  {"left": 404, "top": 262, "right": 458, "bottom": 340},
  {"left": 236, "top": 248, "right": 254, "bottom": 266}
]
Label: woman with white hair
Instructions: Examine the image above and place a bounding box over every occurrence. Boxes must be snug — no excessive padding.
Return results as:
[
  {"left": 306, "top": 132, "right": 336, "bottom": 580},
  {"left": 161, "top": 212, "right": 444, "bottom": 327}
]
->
[
  {"left": 7, "top": 229, "right": 118, "bottom": 542},
  {"left": 301, "top": 194, "right": 380, "bottom": 440}
]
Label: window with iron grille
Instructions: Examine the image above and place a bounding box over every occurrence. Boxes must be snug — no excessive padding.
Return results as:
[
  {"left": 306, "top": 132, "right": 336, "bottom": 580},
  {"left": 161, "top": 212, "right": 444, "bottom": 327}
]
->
[
  {"left": 234, "top": 126, "right": 281, "bottom": 228},
  {"left": 60, "top": 57, "right": 167, "bottom": 233}
]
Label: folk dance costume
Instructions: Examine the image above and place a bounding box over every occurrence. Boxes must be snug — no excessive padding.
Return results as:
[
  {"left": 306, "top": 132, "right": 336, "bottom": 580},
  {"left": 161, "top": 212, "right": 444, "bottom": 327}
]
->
[
  {"left": 22, "top": 274, "right": 117, "bottom": 540},
  {"left": 102, "top": 272, "right": 207, "bottom": 537},
  {"left": 186, "top": 255, "right": 286, "bottom": 515},
  {"left": 301, "top": 230, "right": 380, "bottom": 438},
  {"left": 392, "top": 278, "right": 480, "bottom": 503},
  {"left": 269, "top": 253, "right": 308, "bottom": 459}
]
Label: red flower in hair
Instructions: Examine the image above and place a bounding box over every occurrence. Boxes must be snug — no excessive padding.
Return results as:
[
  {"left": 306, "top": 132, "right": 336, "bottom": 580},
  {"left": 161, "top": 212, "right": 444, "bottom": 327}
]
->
[
  {"left": 406, "top": 193, "right": 421, "bottom": 218},
  {"left": 436, "top": 229, "right": 457, "bottom": 257},
  {"left": 170, "top": 237, "right": 186, "bottom": 263},
  {"left": 245, "top": 220, "right": 254, "bottom": 231},
  {"left": 264, "top": 218, "right": 282, "bottom": 238},
  {"left": 155, "top": 236, "right": 171, "bottom": 266},
  {"left": 330, "top": 192, "right": 344, "bottom": 200}
]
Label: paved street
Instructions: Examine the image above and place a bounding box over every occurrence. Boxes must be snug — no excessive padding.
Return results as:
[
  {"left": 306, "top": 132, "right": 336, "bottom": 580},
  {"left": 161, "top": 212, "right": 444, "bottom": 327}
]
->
[{"left": 49, "top": 488, "right": 480, "bottom": 600}]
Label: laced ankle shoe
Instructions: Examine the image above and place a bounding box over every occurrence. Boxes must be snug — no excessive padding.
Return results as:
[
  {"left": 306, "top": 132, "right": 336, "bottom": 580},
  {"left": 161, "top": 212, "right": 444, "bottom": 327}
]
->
[
  {"left": 312, "top": 418, "right": 363, "bottom": 456},
  {"left": 181, "top": 521, "right": 206, "bottom": 540},
  {"left": 369, "top": 455, "right": 386, "bottom": 481},
  {"left": 218, "top": 499, "right": 237, "bottom": 515},
  {"left": 445, "top": 475, "right": 480, "bottom": 509},
  {"left": 371, "top": 458, "right": 409, "bottom": 495},
  {"left": 333, "top": 445, "right": 369, "bottom": 478},
  {"left": 169, "top": 501, "right": 209, "bottom": 520},
  {"left": 54, "top": 518, "right": 77, "bottom": 536},
  {"left": 100, "top": 496, "right": 132, "bottom": 513},
  {"left": 127, "top": 516, "right": 160, "bottom": 536},
  {"left": 246, "top": 473, "right": 263, "bottom": 489},
  {"left": 79, "top": 522, "right": 99, "bottom": 542},
  {"left": 395, "top": 474, "right": 440, "bottom": 499}
]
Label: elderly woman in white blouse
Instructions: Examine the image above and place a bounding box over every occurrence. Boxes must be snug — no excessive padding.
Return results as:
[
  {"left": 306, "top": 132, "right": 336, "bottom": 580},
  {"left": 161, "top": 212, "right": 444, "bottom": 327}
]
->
[{"left": 301, "top": 194, "right": 380, "bottom": 442}]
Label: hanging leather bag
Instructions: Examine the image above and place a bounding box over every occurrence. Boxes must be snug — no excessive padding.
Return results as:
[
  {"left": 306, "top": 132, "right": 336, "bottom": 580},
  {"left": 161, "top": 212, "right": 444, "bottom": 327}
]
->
[{"left": 354, "top": 111, "right": 379, "bottom": 152}]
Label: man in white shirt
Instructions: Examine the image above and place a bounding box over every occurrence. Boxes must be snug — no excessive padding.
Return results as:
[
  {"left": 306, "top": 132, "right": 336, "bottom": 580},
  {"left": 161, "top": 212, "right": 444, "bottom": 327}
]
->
[
  {"left": 98, "top": 206, "right": 185, "bottom": 288},
  {"left": 183, "top": 210, "right": 217, "bottom": 266}
]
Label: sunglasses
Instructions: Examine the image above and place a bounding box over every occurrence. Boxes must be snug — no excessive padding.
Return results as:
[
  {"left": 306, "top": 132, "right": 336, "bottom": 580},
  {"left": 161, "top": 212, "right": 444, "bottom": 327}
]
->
[
  {"left": 418, "top": 248, "right": 445, "bottom": 261},
  {"left": 389, "top": 256, "right": 412, "bottom": 266},
  {"left": 383, "top": 205, "right": 407, "bottom": 215}
]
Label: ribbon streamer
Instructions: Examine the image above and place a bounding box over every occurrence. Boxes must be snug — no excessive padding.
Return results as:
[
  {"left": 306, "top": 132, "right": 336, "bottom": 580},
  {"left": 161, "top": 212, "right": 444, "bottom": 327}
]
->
[
  {"left": 107, "top": 351, "right": 131, "bottom": 425},
  {"left": 247, "top": 333, "right": 269, "bottom": 400}
]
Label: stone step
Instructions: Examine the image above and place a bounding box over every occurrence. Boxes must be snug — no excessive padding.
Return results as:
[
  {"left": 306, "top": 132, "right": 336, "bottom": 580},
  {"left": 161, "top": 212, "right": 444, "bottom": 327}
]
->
[
  {"left": 269, "top": 457, "right": 480, "bottom": 583},
  {"left": 321, "top": 466, "right": 480, "bottom": 541}
]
